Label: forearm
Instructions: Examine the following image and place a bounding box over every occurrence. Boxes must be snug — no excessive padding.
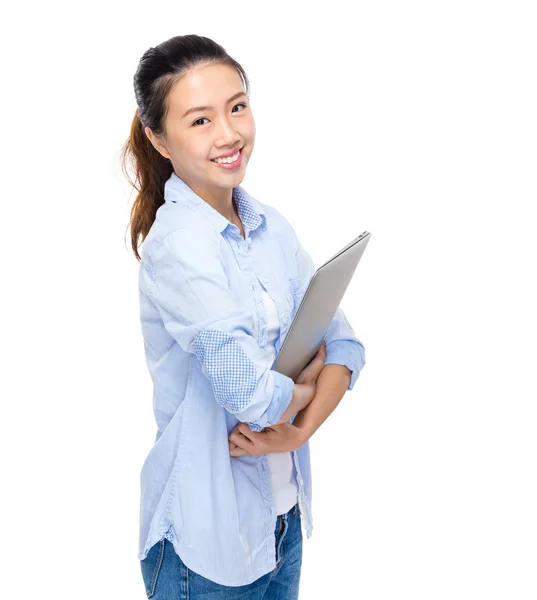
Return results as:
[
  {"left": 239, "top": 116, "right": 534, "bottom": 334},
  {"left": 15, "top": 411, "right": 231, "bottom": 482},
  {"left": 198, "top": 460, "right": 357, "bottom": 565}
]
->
[
  {"left": 292, "top": 364, "right": 352, "bottom": 439},
  {"left": 273, "top": 383, "right": 310, "bottom": 425}
]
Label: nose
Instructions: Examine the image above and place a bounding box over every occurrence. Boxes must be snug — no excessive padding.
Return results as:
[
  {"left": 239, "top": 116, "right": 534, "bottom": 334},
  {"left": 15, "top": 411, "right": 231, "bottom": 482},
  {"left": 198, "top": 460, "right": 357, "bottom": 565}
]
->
[{"left": 215, "top": 116, "right": 241, "bottom": 147}]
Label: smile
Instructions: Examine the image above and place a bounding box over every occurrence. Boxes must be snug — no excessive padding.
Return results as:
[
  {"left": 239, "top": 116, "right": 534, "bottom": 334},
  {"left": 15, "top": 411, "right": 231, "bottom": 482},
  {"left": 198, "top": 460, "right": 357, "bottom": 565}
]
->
[{"left": 210, "top": 148, "right": 243, "bottom": 169}]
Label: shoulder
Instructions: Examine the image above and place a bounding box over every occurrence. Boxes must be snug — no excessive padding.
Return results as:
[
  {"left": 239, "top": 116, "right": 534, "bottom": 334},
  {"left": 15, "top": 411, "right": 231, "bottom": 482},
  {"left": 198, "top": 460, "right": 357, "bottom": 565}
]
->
[{"left": 141, "top": 204, "right": 219, "bottom": 263}]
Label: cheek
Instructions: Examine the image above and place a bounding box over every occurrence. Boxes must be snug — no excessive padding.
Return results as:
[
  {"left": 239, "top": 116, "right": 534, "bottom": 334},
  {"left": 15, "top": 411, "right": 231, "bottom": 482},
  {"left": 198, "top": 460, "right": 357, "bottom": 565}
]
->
[
  {"left": 247, "top": 117, "right": 256, "bottom": 140},
  {"left": 237, "top": 114, "right": 255, "bottom": 141},
  {"left": 174, "top": 133, "right": 206, "bottom": 161},
  {"left": 186, "top": 145, "right": 212, "bottom": 169},
  {"left": 243, "top": 125, "right": 256, "bottom": 157}
]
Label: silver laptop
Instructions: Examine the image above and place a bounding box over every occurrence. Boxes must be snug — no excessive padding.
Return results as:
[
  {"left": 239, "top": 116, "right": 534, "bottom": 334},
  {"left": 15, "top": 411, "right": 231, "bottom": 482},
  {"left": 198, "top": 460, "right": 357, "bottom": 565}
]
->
[{"left": 271, "top": 231, "right": 371, "bottom": 382}]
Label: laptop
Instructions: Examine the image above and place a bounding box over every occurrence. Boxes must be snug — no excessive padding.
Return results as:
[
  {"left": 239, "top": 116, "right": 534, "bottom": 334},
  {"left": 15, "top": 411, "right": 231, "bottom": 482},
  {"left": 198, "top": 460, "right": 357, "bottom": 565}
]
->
[{"left": 271, "top": 231, "right": 371, "bottom": 382}]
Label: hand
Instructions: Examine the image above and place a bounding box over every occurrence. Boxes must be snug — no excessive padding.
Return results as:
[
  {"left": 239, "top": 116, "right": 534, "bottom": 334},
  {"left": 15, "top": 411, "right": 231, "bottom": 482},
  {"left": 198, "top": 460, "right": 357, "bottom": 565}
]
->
[
  {"left": 292, "top": 340, "right": 327, "bottom": 413},
  {"left": 228, "top": 421, "right": 307, "bottom": 457},
  {"left": 228, "top": 341, "right": 327, "bottom": 457}
]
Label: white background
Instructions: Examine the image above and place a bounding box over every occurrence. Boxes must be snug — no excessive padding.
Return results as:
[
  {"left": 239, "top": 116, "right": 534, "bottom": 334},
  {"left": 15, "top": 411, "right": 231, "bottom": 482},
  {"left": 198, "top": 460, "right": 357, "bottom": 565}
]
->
[{"left": 1, "top": 1, "right": 536, "bottom": 598}]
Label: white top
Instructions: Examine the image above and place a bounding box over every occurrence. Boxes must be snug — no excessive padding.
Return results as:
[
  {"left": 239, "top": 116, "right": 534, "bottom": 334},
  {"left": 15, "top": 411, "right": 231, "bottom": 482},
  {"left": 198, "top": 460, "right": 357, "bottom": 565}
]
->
[{"left": 259, "top": 282, "right": 298, "bottom": 515}]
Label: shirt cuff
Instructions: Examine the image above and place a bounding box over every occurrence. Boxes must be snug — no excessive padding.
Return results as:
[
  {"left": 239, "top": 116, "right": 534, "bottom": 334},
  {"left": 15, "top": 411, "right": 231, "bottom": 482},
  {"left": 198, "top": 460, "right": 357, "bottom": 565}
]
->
[
  {"left": 246, "top": 370, "right": 295, "bottom": 432},
  {"left": 324, "top": 339, "right": 366, "bottom": 391}
]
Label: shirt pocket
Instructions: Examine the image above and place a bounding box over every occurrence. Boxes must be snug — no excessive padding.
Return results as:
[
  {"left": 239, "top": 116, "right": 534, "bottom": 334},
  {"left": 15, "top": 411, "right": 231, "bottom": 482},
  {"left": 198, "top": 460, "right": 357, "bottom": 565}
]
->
[
  {"left": 289, "top": 274, "right": 304, "bottom": 318},
  {"left": 264, "top": 227, "right": 300, "bottom": 319}
]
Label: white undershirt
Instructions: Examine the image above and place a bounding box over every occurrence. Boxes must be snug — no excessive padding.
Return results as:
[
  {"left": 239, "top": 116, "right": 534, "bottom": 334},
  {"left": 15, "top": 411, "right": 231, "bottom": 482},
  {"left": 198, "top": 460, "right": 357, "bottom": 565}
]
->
[{"left": 259, "top": 282, "right": 298, "bottom": 515}]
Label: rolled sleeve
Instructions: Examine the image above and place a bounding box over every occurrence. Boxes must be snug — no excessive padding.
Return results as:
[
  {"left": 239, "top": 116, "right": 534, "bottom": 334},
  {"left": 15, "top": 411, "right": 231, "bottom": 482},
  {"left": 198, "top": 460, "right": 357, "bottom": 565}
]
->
[
  {"left": 236, "top": 370, "right": 296, "bottom": 431},
  {"left": 323, "top": 327, "right": 366, "bottom": 391},
  {"left": 139, "top": 228, "right": 294, "bottom": 430}
]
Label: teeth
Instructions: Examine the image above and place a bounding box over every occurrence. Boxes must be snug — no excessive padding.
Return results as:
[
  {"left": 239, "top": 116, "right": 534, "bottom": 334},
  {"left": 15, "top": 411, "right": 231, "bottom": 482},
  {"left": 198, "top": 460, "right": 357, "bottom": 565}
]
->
[{"left": 212, "top": 149, "right": 240, "bottom": 164}]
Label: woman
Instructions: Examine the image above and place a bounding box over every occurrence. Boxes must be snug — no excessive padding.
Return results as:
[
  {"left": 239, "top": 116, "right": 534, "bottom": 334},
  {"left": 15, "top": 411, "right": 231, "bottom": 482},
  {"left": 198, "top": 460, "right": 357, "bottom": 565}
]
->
[{"left": 121, "top": 34, "right": 366, "bottom": 599}]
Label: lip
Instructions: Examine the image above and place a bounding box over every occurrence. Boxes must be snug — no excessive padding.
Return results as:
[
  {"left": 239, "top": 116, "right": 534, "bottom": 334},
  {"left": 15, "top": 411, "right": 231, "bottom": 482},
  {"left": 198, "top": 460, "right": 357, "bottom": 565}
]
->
[
  {"left": 210, "top": 147, "right": 244, "bottom": 170},
  {"left": 210, "top": 146, "right": 243, "bottom": 160}
]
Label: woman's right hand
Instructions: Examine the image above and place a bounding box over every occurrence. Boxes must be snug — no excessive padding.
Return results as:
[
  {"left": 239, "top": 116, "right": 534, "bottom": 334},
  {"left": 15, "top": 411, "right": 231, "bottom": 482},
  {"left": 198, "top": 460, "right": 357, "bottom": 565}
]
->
[{"left": 293, "top": 341, "right": 327, "bottom": 412}]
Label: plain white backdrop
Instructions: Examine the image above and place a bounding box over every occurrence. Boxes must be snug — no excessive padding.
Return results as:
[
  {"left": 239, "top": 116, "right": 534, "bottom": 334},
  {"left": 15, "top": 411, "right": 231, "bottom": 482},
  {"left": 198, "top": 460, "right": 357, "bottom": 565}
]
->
[{"left": 1, "top": 1, "right": 536, "bottom": 598}]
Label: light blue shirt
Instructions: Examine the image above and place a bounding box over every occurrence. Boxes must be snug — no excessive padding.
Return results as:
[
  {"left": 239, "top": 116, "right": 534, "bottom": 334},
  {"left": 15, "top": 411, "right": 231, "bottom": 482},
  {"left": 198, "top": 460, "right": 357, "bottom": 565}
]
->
[{"left": 137, "top": 172, "right": 366, "bottom": 586}]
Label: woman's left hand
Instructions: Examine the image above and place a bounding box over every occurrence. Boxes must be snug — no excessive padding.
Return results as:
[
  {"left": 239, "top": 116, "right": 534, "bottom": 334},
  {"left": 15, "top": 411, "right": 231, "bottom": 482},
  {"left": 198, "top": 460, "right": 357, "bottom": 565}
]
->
[{"left": 228, "top": 422, "right": 307, "bottom": 457}]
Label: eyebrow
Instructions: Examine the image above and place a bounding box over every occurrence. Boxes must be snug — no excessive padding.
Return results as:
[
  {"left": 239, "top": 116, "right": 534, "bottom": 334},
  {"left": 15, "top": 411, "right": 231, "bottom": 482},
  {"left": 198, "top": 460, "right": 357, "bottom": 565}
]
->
[{"left": 181, "top": 91, "right": 248, "bottom": 119}]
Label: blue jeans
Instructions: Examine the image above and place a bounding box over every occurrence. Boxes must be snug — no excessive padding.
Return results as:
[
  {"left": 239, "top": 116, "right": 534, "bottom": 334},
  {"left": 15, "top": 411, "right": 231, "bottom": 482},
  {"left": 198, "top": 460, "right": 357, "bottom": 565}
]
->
[{"left": 140, "top": 503, "right": 303, "bottom": 599}]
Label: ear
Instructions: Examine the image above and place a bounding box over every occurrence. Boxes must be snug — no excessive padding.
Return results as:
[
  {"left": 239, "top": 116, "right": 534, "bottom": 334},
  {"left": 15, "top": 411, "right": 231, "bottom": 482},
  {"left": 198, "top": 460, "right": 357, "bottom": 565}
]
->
[{"left": 144, "top": 126, "right": 172, "bottom": 160}]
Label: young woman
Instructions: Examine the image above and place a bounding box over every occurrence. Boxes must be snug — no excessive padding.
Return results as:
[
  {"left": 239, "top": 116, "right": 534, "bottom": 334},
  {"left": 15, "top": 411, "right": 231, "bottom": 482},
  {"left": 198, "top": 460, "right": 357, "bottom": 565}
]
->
[{"left": 121, "top": 34, "right": 366, "bottom": 599}]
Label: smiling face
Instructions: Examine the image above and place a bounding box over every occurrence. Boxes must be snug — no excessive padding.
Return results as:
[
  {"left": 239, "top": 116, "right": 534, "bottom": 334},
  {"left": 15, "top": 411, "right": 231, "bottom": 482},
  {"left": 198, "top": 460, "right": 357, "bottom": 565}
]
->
[{"left": 145, "top": 62, "right": 255, "bottom": 204}]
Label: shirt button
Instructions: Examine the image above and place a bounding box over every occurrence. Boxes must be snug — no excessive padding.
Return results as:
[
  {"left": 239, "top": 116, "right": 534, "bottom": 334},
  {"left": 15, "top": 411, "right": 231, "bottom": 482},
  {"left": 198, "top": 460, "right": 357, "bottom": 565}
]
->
[
  {"left": 262, "top": 277, "right": 269, "bottom": 283},
  {"left": 282, "top": 317, "right": 288, "bottom": 325}
]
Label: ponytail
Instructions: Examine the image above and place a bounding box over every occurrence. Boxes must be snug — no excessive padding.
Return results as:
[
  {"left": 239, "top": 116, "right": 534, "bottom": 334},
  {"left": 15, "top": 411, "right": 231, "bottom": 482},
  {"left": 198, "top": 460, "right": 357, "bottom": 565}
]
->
[{"left": 120, "top": 110, "right": 173, "bottom": 262}]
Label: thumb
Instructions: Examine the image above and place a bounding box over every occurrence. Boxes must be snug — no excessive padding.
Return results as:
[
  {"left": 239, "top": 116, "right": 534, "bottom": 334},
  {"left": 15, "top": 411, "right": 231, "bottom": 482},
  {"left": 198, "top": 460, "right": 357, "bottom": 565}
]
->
[
  {"left": 306, "top": 342, "right": 327, "bottom": 374},
  {"left": 313, "top": 341, "right": 326, "bottom": 370},
  {"left": 314, "top": 341, "right": 326, "bottom": 363},
  {"left": 296, "top": 341, "right": 327, "bottom": 383}
]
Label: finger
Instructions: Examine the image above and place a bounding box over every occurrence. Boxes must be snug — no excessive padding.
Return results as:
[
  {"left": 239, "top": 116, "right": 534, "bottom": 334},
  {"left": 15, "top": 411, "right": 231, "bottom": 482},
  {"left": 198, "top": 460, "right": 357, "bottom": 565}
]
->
[
  {"left": 229, "top": 430, "right": 256, "bottom": 453},
  {"left": 235, "top": 424, "right": 268, "bottom": 456},
  {"left": 312, "top": 343, "right": 327, "bottom": 370},
  {"left": 229, "top": 431, "right": 250, "bottom": 445},
  {"left": 311, "top": 341, "right": 326, "bottom": 363},
  {"left": 230, "top": 445, "right": 250, "bottom": 457},
  {"left": 237, "top": 422, "right": 257, "bottom": 441},
  {"left": 229, "top": 440, "right": 250, "bottom": 456},
  {"left": 229, "top": 423, "right": 251, "bottom": 441},
  {"left": 301, "top": 352, "right": 325, "bottom": 379}
]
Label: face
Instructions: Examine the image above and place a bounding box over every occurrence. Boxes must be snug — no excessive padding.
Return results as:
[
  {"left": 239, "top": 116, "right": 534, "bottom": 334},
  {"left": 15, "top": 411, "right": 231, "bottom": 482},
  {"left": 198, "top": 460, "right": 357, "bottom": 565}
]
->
[{"left": 145, "top": 63, "right": 255, "bottom": 203}]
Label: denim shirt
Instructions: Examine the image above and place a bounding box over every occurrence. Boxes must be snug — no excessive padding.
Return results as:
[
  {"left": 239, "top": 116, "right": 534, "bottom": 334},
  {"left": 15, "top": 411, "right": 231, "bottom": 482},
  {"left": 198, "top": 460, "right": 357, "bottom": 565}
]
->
[{"left": 137, "top": 172, "right": 366, "bottom": 586}]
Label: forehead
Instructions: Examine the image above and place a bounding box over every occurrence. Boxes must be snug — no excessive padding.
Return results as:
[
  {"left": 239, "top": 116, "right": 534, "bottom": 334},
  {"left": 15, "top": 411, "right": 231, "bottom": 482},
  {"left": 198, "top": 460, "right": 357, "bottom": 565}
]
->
[{"left": 167, "top": 63, "right": 245, "bottom": 117}]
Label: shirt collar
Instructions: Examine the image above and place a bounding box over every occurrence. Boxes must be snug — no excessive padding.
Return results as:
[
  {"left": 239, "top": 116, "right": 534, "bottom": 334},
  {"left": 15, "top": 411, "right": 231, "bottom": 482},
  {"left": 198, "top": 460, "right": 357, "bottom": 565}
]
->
[{"left": 164, "top": 171, "right": 267, "bottom": 235}]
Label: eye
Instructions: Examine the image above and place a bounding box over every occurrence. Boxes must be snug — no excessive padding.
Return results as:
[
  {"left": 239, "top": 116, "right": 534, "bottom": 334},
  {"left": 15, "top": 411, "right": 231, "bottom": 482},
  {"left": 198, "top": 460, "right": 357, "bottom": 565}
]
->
[
  {"left": 192, "top": 103, "right": 248, "bottom": 127},
  {"left": 232, "top": 103, "right": 247, "bottom": 113}
]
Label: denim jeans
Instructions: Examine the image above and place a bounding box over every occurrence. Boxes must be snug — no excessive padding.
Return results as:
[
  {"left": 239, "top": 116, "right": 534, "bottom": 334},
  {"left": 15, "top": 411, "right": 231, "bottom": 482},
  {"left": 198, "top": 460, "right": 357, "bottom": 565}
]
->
[{"left": 140, "top": 503, "right": 303, "bottom": 599}]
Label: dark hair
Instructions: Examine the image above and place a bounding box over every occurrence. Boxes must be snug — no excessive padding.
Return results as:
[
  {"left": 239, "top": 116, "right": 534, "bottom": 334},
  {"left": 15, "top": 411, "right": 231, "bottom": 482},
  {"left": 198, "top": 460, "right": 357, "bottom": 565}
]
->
[{"left": 120, "top": 34, "right": 250, "bottom": 262}]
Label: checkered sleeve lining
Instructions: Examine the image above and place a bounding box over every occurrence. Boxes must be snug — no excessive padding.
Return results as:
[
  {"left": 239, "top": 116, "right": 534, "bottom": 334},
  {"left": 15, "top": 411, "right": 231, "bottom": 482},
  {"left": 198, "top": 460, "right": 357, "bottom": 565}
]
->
[
  {"left": 192, "top": 328, "right": 258, "bottom": 413},
  {"left": 191, "top": 327, "right": 294, "bottom": 431},
  {"left": 141, "top": 228, "right": 295, "bottom": 430}
]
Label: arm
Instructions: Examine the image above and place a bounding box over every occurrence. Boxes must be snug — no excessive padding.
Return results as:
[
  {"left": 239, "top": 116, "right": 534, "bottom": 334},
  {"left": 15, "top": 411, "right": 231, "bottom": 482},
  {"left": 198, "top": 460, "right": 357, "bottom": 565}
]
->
[
  {"left": 140, "top": 228, "right": 295, "bottom": 432},
  {"left": 292, "top": 364, "right": 352, "bottom": 440},
  {"left": 272, "top": 382, "right": 316, "bottom": 425},
  {"left": 228, "top": 364, "right": 352, "bottom": 457}
]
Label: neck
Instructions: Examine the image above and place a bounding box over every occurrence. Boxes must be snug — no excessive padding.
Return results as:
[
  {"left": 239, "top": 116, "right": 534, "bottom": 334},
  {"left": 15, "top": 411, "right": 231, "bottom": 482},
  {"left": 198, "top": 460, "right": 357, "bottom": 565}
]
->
[{"left": 187, "top": 180, "right": 236, "bottom": 222}]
